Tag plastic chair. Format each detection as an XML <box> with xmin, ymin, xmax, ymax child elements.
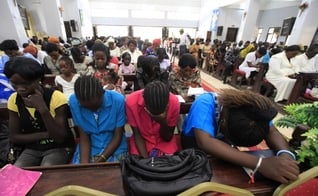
<box><xmin>177</xmin><ymin>182</ymin><xmax>254</xmax><ymax>196</ymax></box>
<box><xmin>44</xmin><ymin>185</ymin><xmax>117</xmax><ymax>196</ymax></box>
<box><xmin>272</xmin><ymin>166</ymin><xmax>318</xmax><ymax>196</ymax></box>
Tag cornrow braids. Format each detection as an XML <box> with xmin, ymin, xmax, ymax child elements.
<box><xmin>74</xmin><ymin>76</ymin><xmax>104</xmax><ymax>101</ymax></box>
<box><xmin>143</xmin><ymin>81</ymin><xmax>169</xmax><ymax>115</ymax></box>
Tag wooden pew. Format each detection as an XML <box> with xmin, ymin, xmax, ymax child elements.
<box><xmin>287</xmin><ymin>72</ymin><xmax>318</xmax><ymax>104</ymax></box>
<box><xmin>122</xmin><ymin>74</ymin><xmax>136</xmax><ymax>83</ymax></box>
<box><xmin>252</xmin><ymin>63</ymin><xmax>269</xmax><ymax>93</ymax></box>
<box><xmin>25</xmin><ymin>151</ymin><xmax>278</xmax><ymax>196</ymax></box>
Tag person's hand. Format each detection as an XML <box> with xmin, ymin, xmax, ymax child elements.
<box><xmin>288</xmin><ymin>73</ymin><xmax>298</xmax><ymax>79</ymax></box>
<box><xmin>93</xmin><ymin>155</ymin><xmax>106</xmax><ymax>163</ymax></box>
<box><xmin>258</xmin><ymin>156</ymin><xmax>299</xmax><ymax>183</ymax></box>
<box><xmin>183</xmin><ymin>95</ymin><xmax>195</xmax><ymax>102</ymax></box>
<box><xmin>149</xmin><ymin>111</ymin><xmax>167</xmax><ymax>124</ymax></box>
<box><xmin>22</xmin><ymin>89</ymin><xmax>48</xmax><ymax>113</ymax></box>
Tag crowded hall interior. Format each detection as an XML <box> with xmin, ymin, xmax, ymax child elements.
<box><xmin>1</xmin><ymin>0</ymin><xmax>318</xmax><ymax>195</ymax></box>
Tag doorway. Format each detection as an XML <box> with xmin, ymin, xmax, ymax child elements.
<box><xmin>226</xmin><ymin>28</ymin><xmax>238</xmax><ymax>42</ymax></box>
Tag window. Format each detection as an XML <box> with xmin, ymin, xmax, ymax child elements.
<box><xmin>96</xmin><ymin>26</ymin><xmax>128</xmax><ymax>37</ymax></box>
<box><xmin>266</xmin><ymin>27</ymin><xmax>281</xmax><ymax>43</ymax></box>
<box><xmin>256</xmin><ymin>28</ymin><xmax>263</xmax><ymax>43</ymax></box>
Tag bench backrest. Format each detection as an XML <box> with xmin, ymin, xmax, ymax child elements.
<box><xmin>287</xmin><ymin>72</ymin><xmax>318</xmax><ymax>104</ymax></box>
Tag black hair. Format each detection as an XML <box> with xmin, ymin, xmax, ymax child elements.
<box><xmin>74</xmin><ymin>76</ymin><xmax>104</xmax><ymax>101</ymax></box>
<box><xmin>157</xmin><ymin>48</ymin><xmax>169</xmax><ymax>61</ymax></box>
<box><xmin>178</xmin><ymin>53</ymin><xmax>197</xmax><ymax>69</ymax></box>
<box><xmin>226</xmin><ymin>107</ymin><xmax>270</xmax><ymax>147</ymax></box>
<box><xmin>4</xmin><ymin>56</ymin><xmax>44</xmax><ymax>81</ymax></box>
<box><xmin>70</xmin><ymin>47</ymin><xmax>84</xmax><ymax>63</ymax></box>
<box><xmin>45</xmin><ymin>42</ymin><xmax>59</xmax><ymax>54</ymax></box>
<box><xmin>127</xmin><ymin>39</ymin><xmax>137</xmax><ymax>46</ymax></box>
<box><xmin>92</xmin><ymin>43</ymin><xmax>111</xmax><ymax>63</ymax></box>
<box><xmin>137</xmin><ymin>55</ymin><xmax>146</xmax><ymax>68</ymax></box>
<box><xmin>0</xmin><ymin>39</ymin><xmax>19</xmax><ymax>51</ymax></box>
<box><xmin>257</xmin><ymin>47</ymin><xmax>267</xmax><ymax>55</ymax></box>
<box><xmin>121</xmin><ymin>52</ymin><xmax>131</xmax><ymax>60</ymax></box>
<box><xmin>104</xmin><ymin>70</ymin><xmax>120</xmax><ymax>84</ymax></box>
<box><xmin>143</xmin><ymin>81</ymin><xmax>169</xmax><ymax>115</ymax></box>
<box><xmin>22</xmin><ymin>43</ymin><xmax>29</xmax><ymax>48</ymax></box>
<box><xmin>285</xmin><ymin>45</ymin><xmax>301</xmax><ymax>52</ymax></box>
<box><xmin>60</xmin><ymin>56</ymin><xmax>75</xmax><ymax>70</ymax></box>
<box><xmin>142</xmin><ymin>56</ymin><xmax>160</xmax><ymax>77</ymax></box>
<box><xmin>218</xmin><ymin>89</ymin><xmax>277</xmax><ymax>147</ymax></box>
<box><xmin>86</xmin><ymin>39</ymin><xmax>95</xmax><ymax>50</ymax></box>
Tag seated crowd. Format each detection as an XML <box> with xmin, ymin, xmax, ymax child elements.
<box><xmin>3</xmin><ymin>34</ymin><xmax>318</xmax><ymax>185</ymax></box>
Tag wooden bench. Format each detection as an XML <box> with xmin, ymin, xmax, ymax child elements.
<box><xmin>252</xmin><ymin>63</ymin><xmax>269</xmax><ymax>93</ymax></box>
<box><xmin>287</xmin><ymin>72</ymin><xmax>318</xmax><ymax>104</ymax></box>
<box><xmin>25</xmin><ymin>151</ymin><xmax>278</xmax><ymax>196</ymax></box>
<box><xmin>41</xmin><ymin>74</ymin><xmax>57</xmax><ymax>88</ymax></box>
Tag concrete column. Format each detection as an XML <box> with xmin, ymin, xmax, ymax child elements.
<box><xmin>0</xmin><ymin>0</ymin><xmax>29</xmax><ymax>46</ymax></box>
<box><xmin>287</xmin><ymin>0</ymin><xmax>318</xmax><ymax>46</ymax></box>
<box><xmin>236</xmin><ymin>0</ymin><xmax>260</xmax><ymax>42</ymax></box>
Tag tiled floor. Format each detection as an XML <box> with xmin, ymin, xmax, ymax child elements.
<box><xmin>200</xmin><ymin>71</ymin><xmax>293</xmax><ymax>139</ymax></box>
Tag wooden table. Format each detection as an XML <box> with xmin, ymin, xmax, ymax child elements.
<box><xmin>25</xmin><ymin>155</ymin><xmax>278</xmax><ymax>196</ymax></box>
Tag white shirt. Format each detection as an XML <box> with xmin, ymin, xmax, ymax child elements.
<box><xmin>239</xmin><ymin>51</ymin><xmax>262</xmax><ymax>78</ymax></box>
<box><xmin>179</xmin><ymin>34</ymin><xmax>190</xmax><ymax>49</ymax></box>
<box><xmin>54</xmin><ymin>74</ymin><xmax>80</xmax><ymax>100</ymax></box>
<box><xmin>110</xmin><ymin>47</ymin><xmax>121</xmax><ymax>58</ymax></box>
<box><xmin>292</xmin><ymin>53</ymin><xmax>317</xmax><ymax>73</ymax></box>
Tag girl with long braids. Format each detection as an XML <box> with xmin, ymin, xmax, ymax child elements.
<box><xmin>69</xmin><ymin>76</ymin><xmax>127</xmax><ymax>163</ymax></box>
<box><xmin>125</xmin><ymin>81</ymin><xmax>180</xmax><ymax>157</ymax></box>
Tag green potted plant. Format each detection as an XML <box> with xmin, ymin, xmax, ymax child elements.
<box><xmin>275</xmin><ymin>102</ymin><xmax>318</xmax><ymax>168</ymax></box>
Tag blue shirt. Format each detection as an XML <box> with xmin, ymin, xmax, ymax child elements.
<box><xmin>69</xmin><ymin>90</ymin><xmax>127</xmax><ymax>163</ymax></box>
<box><xmin>182</xmin><ymin>92</ymin><xmax>273</xmax><ymax>138</ymax></box>
<box><xmin>262</xmin><ymin>51</ymin><xmax>270</xmax><ymax>63</ymax></box>
<box><xmin>182</xmin><ymin>92</ymin><xmax>218</xmax><ymax>137</ymax></box>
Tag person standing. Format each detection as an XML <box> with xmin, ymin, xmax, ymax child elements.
<box><xmin>179</xmin><ymin>29</ymin><xmax>190</xmax><ymax>57</ymax></box>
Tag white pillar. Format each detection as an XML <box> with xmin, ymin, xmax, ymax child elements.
<box><xmin>236</xmin><ymin>0</ymin><xmax>260</xmax><ymax>42</ymax></box>
<box><xmin>41</xmin><ymin>0</ymin><xmax>66</xmax><ymax>39</ymax></box>
<box><xmin>62</xmin><ymin>0</ymin><xmax>93</xmax><ymax>39</ymax></box>
<box><xmin>287</xmin><ymin>0</ymin><xmax>318</xmax><ymax>46</ymax></box>
<box><xmin>0</xmin><ymin>0</ymin><xmax>29</xmax><ymax>46</ymax></box>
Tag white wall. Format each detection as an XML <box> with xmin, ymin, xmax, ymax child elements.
<box><xmin>216</xmin><ymin>8</ymin><xmax>243</xmax><ymax>41</ymax></box>
<box><xmin>257</xmin><ymin>6</ymin><xmax>298</xmax><ymax>43</ymax></box>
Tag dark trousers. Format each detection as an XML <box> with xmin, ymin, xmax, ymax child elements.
<box><xmin>179</xmin><ymin>45</ymin><xmax>188</xmax><ymax>57</ymax></box>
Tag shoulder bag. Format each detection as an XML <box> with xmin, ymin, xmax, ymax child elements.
<box><xmin>120</xmin><ymin>148</ymin><xmax>212</xmax><ymax>196</ymax></box>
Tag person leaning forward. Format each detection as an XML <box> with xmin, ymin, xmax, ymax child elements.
<box><xmin>181</xmin><ymin>89</ymin><xmax>299</xmax><ymax>184</ymax></box>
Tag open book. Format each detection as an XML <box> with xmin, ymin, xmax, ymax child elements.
<box><xmin>187</xmin><ymin>87</ymin><xmax>205</xmax><ymax>96</ymax></box>
<box><xmin>0</xmin><ymin>164</ymin><xmax>42</xmax><ymax>196</ymax></box>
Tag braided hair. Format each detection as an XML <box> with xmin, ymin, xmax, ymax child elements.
<box><xmin>74</xmin><ymin>76</ymin><xmax>104</xmax><ymax>101</ymax></box>
<box><xmin>143</xmin><ymin>81</ymin><xmax>169</xmax><ymax>115</ymax></box>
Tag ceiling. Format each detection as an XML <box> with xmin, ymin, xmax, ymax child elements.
<box><xmin>88</xmin><ymin>0</ymin><xmax>301</xmax><ymax>12</ymax></box>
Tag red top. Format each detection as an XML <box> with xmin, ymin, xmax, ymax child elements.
<box><xmin>125</xmin><ymin>90</ymin><xmax>180</xmax><ymax>155</ymax></box>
